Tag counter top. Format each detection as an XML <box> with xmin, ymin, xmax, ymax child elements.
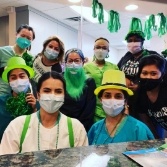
<box><xmin>0</xmin><ymin>139</ymin><xmax>166</xmax><ymax>167</ymax></box>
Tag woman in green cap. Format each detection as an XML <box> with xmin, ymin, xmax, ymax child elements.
<box><xmin>0</xmin><ymin>56</ymin><xmax>37</xmax><ymax>142</ymax></box>
<box><xmin>88</xmin><ymin>70</ymin><xmax>154</xmax><ymax>145</ymax></box>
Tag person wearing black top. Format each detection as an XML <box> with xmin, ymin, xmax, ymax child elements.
<box><xmin>60</xmin><ymin>48</ymin><xmax>96</xmax><ymax>132</ymax></box>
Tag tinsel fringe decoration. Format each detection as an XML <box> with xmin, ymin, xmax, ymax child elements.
<box><xmin>108</xmin><ymin>10</ymin><xmax>121</xmax><ymax>33</ymax></box>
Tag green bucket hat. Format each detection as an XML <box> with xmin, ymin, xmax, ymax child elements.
<box><xmin>94</xmin><ymin>70</ymin><xmax>133</xmax><ymax>96</ymax></box>
<box><xmin>2</xmin><ymin>56</ymin><xmax>34</xmax><ymax>82</ymax></box>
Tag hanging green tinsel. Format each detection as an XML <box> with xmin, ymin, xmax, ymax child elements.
<box><xmin>6</xmin><ymin>92</ymin><xmax>32</xmax><ymax>118</ymax></box>
<box><xmin>129</xmin><ymin>17</ymin><xmax>143</xmax><ymax>32</ymax></box>
<box><xmin>92</xmin><ymin>0</ymin><xmax>98</xmax><ymax>18</ymax></box>
<box><xmin>157</xmin><ymin>13</ymin><xmax>167</xmax><ymax>37</ymax></box>
<box><xmin>97</xmin><ymin>3</ymin><xmax>104</xmax><ymax>24</ymax></box>
<box><xmin>144</xmin><ymin>14</ymin><xmax>157</xmax><ymax>40</ymax></box>
<box><xmin>108</xmin><ymin>10</ymin><xmax>121</xmax><ymax>33</ymax></box>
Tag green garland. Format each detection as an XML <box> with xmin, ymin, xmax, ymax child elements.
<box><xmin>22</xmin><ymin>52</ymin><xmax>34</xmax><ymax>68</ymax></box>
<box><xmin>157</xmin><ymin>13</ymin><xmax>167</xmax><ymax>37</ymax></box>
<box><xmin>6</xmin><ymin>92</ymin><xmax>32</xmax><ymax>118</ymax></box>
<box><xmin>161</xmin><ymin>49</ymin><xmax>167</xmax><ymax>58</ymax></box>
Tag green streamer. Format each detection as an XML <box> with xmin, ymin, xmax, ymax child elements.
<box><xmin>144</xmin><ymin>20</ymin><xmax>152</xmax><ymax>40</ymax></box>
<box><xmin>157</xmin><ymin>13</ymin><xmax>167</xmax><ymax>37</ymax></box>
<box><xmin>92</xmin><ymin>0</ymin><xmax>98</xmax><ymax>18</ymax></box>
<box><xmin>108</xmin><ymin>10</ymin><xmax>121</xmax><ymax>32</ymax></box>
<box><xmin>97</xmin><ymin>3</ymin><xmax>104</xmax><ymax>24</ymax></box>
<box><xmin>129</xmin><ymin>17</ymin><xmax>143</xmax><ymax>32</ymax></box>
<box><xmin>149</xmin><ymin>14</ymin><xmax>157</xmax><ymax>31</ymax></box>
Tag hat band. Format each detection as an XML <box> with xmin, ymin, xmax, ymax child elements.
<box><xmin>102</xmin><ymin>83</ymin><xmax>127</xmax><ymax>88</ymax></box>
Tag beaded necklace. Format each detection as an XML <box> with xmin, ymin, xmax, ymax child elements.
<box><xmin>93</xmin><ymin>114</ymin><xmax>124</xmax><ymax>145</ymax></box>
<box><xmin>37</xmin><ymin>111</ymin><xmax>60</xmax><ymax>151</ymax></box>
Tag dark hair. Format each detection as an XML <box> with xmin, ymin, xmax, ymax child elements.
<box><xmin>95</xmin><ymin>37</ymin><xmax>109</xmax><ymax>43</ymax></box>
<box><xmin>7</xmin><ymin>68</ymin><xmax>30</xmax><ymax>82</ymax></box>
<box><xmin>65</xmin><ymin>48</ymin><xmax>85</xmax><ymax>62</ymax></box>
<box><xmin>17</xmin><ymin>24</ymin><xmax>35</xmax><ymax>40</ymax></box>
<box><xmin>98</xmin><ymin>89</ymin><xmax>128</xmax><ymax>99</ymax></box>
<box><xmin>138</xmin><ymin>54</ymin><xmax>166</xmax><ymax>77</ymax></box>
<box><xmin>37</xmin><ymin>71</ymin><xmax>66</xmax><ymax>92</ymax></box>
<box><xmin>42</xmin><ymin>36</ymin><xmax>65</xmax><ymax>62</ymax></box>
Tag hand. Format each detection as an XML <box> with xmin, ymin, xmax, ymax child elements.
<box><xmin>26</xmin><ymin>93</ymin><xmax>37</xmax><ymax>112</ymax></box>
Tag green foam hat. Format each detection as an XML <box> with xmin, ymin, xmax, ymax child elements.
<box><xmin>94</xmin><ymin>70</ymin><xmax>133</xmax><ymax>96</ymax></box>
<box><xmin>2</xmin><ymin>56</ymin><xmax>34</xmax><ymax>82</ymax></box>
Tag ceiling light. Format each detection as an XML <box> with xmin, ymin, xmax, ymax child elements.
<box><xmin>68</xmin><ymin>0</ymin><xmax>81</xmax><ymax>3</ymax></box>
<box><xmin>125</xmin><ymin>4</ymin><xmax>138</xmax><ymax>11</ymax></box>
<box><xmin>70</xmin><ymin>5</ymin><xmax>108</xmax><ymax>23</ymax></box>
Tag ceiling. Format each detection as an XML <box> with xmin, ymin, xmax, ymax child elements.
<box><xmin>0</xmin><ymin>0</ymin><xmax>167</xmax><ymax>49</ymax></box>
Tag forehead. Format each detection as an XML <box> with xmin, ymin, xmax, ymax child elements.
<box><xmin>103</xmin><ymin>88</ymin><xmax>123</xmax><ymax>94</ymax></box>
<box><xmin>9</xmin><ymin>68</ymin><xmax>28</xmax><ymax>76</ymax></box>
<box><xmin>95</xmin><ymin>39</ymin><xmax>109</xmax><ymax>47</ymax></box>
<box><xmin>40</xmin><ymin>78</ymin><xmax>64</xmax><ymax>89</ymax></box>
<box><xmin>47</xmin><ymin>40</ymin><xmax>60</xmax><ymax>47</ymax></box>
<box><xmin>67</xmin><ymin>52</ymin><xmax>81</xmax><ymax>59</ymax></box>
<box><xmin>142</xmin><ymin>64</ymin><xmax>160</xmax><ymax>71</ymax></box>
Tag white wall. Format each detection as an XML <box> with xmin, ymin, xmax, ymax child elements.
<box><xmin>28</xmin><ymin>8</ymin><xmax>120</xmax><ymax>63</ymax></box>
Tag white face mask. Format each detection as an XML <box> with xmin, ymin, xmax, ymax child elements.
<box><xmin>39</xmin><ymin>94</ymin><xmax>64</xmax><ymax>114</ymax></box>
<box><xmin>9</xmin><ymin>79</ymin><xmax>30</xmax><ymax>94</ymax></box>
<box><xmin>102</xmin><ymin>99</ymin><xmax>124</xmax><ymax>117</ymax></box>
<box><xmin>94</xmin><ymin>49</ymin><xmax>108</xmax><ymax>60</ymax></box>
<box><xmin>44</xmin><ymin>47</ymin><xmax>59</xmax><ymax>60</ymax></box>
<box><xmin>127</xmin><ymin>42</ymin><xmax>142</xmax><ymax>54</ymax></box>
<box><xmin>66</xmin><ymin>62</ymin><xmax>82</xmax><ymax>74</ymax></box>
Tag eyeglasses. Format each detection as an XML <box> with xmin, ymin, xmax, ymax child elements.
<box><xmin>94</xmin><ymin>46</ymin><xmax>108</xmax><ymax>50</ymax></box>
<box><xmin>66</xmin><ymin>58</ymin><xmax>82</xmax><ymax>64</ymax></box>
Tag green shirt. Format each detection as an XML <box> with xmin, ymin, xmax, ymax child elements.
<box><xmin>84</xmin><ymin>61</ymin><xmax>118</xmax><ymax>122</ymax></box>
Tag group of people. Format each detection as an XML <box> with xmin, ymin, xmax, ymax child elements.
<box><xmin>0</xmin><ymin>24</ymin><xmax>166</xmax><ymax>155</ymax></box>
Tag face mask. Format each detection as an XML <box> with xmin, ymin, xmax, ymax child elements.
<box><xmin>44</xmin><ymin>48</ymin><xmax>59</xmax><ymax>60</ymax></box>
<box><xmin>39</xmin><ymin>94</ymin><xmax>64</xmax><ymax>114</ymax></box>
<box><xmin>66</xmin><ymin>62</ymin><xmax>82</xmax><ymax>74</ymax></box>
<box><xmin>127</xmin><ymin>42</ymin><xmax>142</xmax><ymax>54</ymax></box>
<box><xmin>16</xmin><ymin>37</ymin><xmax>31</xmax><ymax>49</ymax></box>
<box><xmin>94</xmin><ymin>49</ymin><xmax>108</xmax><ymax>60</ymax></box>
<box><xmin>139</xmin><ymin>78</ymin><xmax>162</xmax><ymax>91</ymax></box>
<box><xmin>9</xmin><ymin>79</ymin><xmax>30</xmax><ymax>94</ymax></box>
<box><xmin>102</xmin><ymin>99</ymin><xmax>124</xmax><ymax>117</ymax></box>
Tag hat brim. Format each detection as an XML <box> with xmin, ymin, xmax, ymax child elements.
<box><xmin>94</xmin><ymin>85</ymin><xmax>134</xmax><ymax>96</ymax></box>
<box><xmin>2</xmin><ymin>65</ymin><xmax>34</xmax><ymax>82</ymax></box>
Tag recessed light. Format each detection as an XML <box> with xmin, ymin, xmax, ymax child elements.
<box><xmin>125</xmin><ymin>4</ymin><xmax>138</xmax><ymax>11</ymax></box>
<box><xmin>68</xmin><ymin>0</ymin><xmax>81</xmax><ymax>3</ymax></box>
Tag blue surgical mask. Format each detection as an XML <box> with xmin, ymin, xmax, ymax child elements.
<box><xmin>44</xmin><ymin>48</ymin><xmax>59</xmax><ymax>60</ymax></box>
<box><xmin>9</xmin><ymin>79</ymin><xmax>30</xmax><ymax>94</ymax></box>
<box><xmin>16</xmin><ymin>37</ymin><xmax>31</xmax><ymax>49</ymax></box>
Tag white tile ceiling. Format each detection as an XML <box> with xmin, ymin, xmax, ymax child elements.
<box><xmin>0</xmin><ymin>0</ymin><xmax>167</xmax><ymax>49</ymax></box>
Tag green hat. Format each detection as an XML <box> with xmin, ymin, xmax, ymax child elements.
<box><xmin>125</xmin><ymin>30</ymin><xmax>145</xmax><ymax>41</ymax></box>
<box><xmin>2</xmin><ymin>56</ymin><xmax>34</xmax><ymax>82</ymax></box>
<box><xmin>94</xmin><ymin>70</ymin><xmax>133</xmax><ymax>96</ymax></box>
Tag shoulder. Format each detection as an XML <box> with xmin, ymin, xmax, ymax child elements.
<box><xmin>84</xmin><ymin>62</ymin><xmax>95</xmax><ymax>68</ymax></box>
<box><xmin>105</xmin><ymin>61</ymin><xmax>118</xmax><ymax>67</ymax></box>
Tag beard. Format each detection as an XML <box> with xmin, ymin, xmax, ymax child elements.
<box><xmin>64</xmin><ymin>67</ymin><xmax>87</xmax><ymax>100</ymax></box>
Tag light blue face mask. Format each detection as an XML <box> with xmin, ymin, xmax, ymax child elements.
<box><xmin>44</xmin><ymin>48</ymin><xmax>59</xmax><ymax>60</ymax></box>
<box><xmin>66</xmin><ymin>62</ymin><xmax>82</xmax><ymax>74</ymax></box>
<box><xmin>16</xmin><ymin>37</ymin><xmax>31</xmax><ymax>49</ymax></box>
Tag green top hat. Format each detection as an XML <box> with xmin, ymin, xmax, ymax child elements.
<box><xmin>2</xmin><ymin>56</ymin><xmax>34</xmax><ymax>82</ymax></box>
<box><xmin>94</xmin><ymin>70</ymin><xmax>133</xmax><ymax>96</ymax></box>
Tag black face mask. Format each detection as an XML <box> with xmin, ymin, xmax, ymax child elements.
<box><xmin>139</xmin><ymin>78</ymin><xmax>162</xmax><ymax>91</ymax></box>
